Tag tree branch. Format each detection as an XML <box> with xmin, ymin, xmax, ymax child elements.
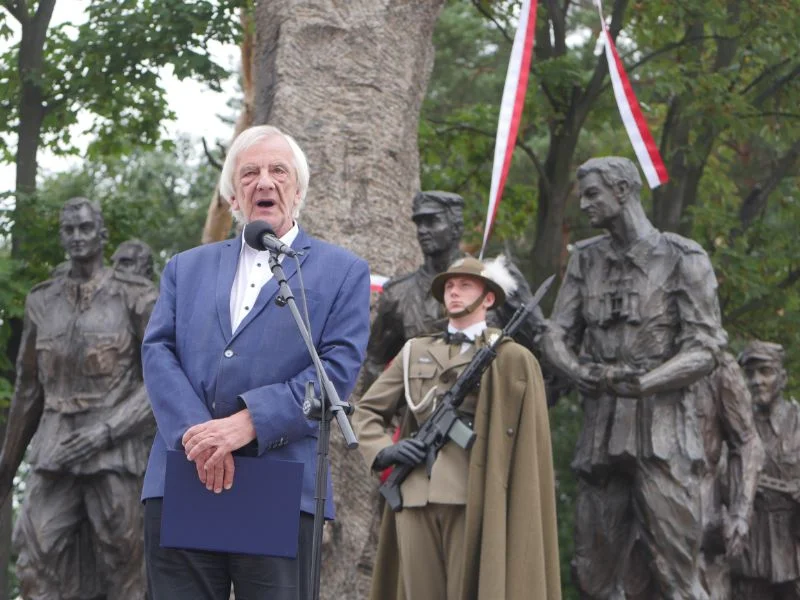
<box><xmin>516</xmin><ymin>137</ymin><xmax>551</xmax><ymax>195</ymax></box>
<box><xmin>738</xmin><ymin>140</ymin><xmax>800</xmax><ymax>230</ymax></box>
<box><xmin>202</xmin><ymin>137</ymin><xmax>223</xmax><ymax>171</ymax></box>
<box><xmin>1</xmin><ymin>0</ymin><xmax>27</xmax><ymax>24</ymax></box>
<box><xmin>753</xmin><ymin>63</ymin><xmax>800</xmax><ymax>107</ymax></box>
<box><xmin>470</xmin><ymin>0</ymin><xmax>513</xmax><ymax>45</ymax></box>
<box><xmin>726</xmin><ymin>268</ymin><xmax>800</xmax><ymax>322</ymax></box>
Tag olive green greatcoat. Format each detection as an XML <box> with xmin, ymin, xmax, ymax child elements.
<box><xmin>354</xmin><ymin>331</ymin><xmax>561</xmax><ymax>600</ymax></box>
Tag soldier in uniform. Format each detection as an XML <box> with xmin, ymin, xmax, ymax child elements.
<box><xmin>354</xmin><ymin>256</ymin><xmax>561</xmax><ymax>600</ymax></box>
<box><xmin>542</xmin><ymin>156</ymin><xmax>728</xmax><ymax>599</ymax></box>
<box><xmin>356</xmin><ymin>190</ymin><xmax>542</xmax><ymax>397</ymax></box>
<box><xmin>732</xmin><ymin>341</ymin><xmax>800</xmax><ymax>600</ymax></box>
<box><xmin>0</xmin><ymin>197</ymin><xmax>157</xmax><ymax>600</ymax></box>
<box><xmin>112</xmin><ymin>238</ymin><xmax>155</xmax><ymax>280</ymax></box>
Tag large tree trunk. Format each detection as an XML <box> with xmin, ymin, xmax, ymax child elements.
<box><xmin>251</xmin><ymin>2</ymin><xmax>446</xmax><ymax>598</ymax></box>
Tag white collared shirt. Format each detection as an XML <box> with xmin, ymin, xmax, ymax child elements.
<box><xmin>447</xmin><ymin>320</ymin><xmax>487</xmax><ymax>354</ymax></box>
<box><xmin>229</xmin><ymin>222</ymin><xmax>299</xmax><ymax>333</ymax></box>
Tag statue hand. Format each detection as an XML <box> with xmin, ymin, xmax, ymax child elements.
<box><xmin>724</xmin><ymin>513</ymin><xmax>749</xmax><ymax>558</ymax></box>
<box><xmin>56</xmin><ymin>425</ymin><xmax>110</xmax><ymax>468</ymax></box>
<box><xmin>606</xmin><ymin>366</ymin><xmax>646</xmax><ymax>398</ymax></box>
<box><xmin>575</xmin><ymin>364</ymin><xmax>608</xmax><ymax>395</ymax></box>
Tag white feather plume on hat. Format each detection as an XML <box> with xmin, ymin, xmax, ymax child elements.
<box><xmin>481</xmin><ymin>254</ymin><xmax>518</xmax><ymax>297</ymax></box>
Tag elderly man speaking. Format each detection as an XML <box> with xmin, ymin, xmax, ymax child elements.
<box><xmin>140</xmin><ymin>125</ymin><xmax>371</xmax><ymax>599</ymax></box>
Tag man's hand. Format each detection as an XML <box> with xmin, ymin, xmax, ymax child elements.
<box><xmin>182</xmin><ymin>410</ymin><xmax>256</xmax><ymax>471</ymax></box>
<box><xmin>192</xmin><ymin>447</ymin><xmax>235</xmax><ymax>493</ymax></box>
<box><xmin>372</xmin><ymin>438</ymin><xmax>427</xmax><ymax>471</ymax></box>
<box><xmin>54</xmin><ymin>425</ymin><xmax>110</xmax><ymax>469</ymax></box>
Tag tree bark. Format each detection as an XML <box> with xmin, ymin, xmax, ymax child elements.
<box><xmin>251</xmin><ymin>2</ymin><xmax>446</xmax><ymax>597</ymax></box>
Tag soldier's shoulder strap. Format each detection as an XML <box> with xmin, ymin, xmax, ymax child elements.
<box><xmin>28</xmin><ymin>277</ymin><xmax>58</xmax><ymax>295</ymax></box>
<box><xmin>572</xmin><ymin>234</ymin><xmax>609</xmax><ymax>252</ymax></box>
<box><xmin>661</xmin><ymin>231</ymin><xmax>706</xmax><ymax>255</ymax></box>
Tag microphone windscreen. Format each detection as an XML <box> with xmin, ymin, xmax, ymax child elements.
<box><xmin>243</xmin><ymin>220</ymin><xmax>275</xmax><ymax>251</ymax></box>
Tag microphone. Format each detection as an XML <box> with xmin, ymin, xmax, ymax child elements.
<box><xmin>243</xmin><ymin>220</ymin><xmax>298</xmax><ymax>257</ymax></box>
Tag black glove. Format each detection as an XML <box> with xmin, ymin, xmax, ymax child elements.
<box><xmin>372</xmin><ymin>438</ymin><xmax>427</xmax><ymax>471</ymax></box>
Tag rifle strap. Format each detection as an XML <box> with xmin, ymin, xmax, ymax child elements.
<box><xmin>402</xmin><ymin>339</ymin><xmax>439</xmax><ymax>415</ymax></box>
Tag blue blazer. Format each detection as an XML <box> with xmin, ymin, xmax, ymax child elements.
<box><xmin>141</xmin><ymin>227</ymin><xmax>371</xmax><ymax>519</ymax></box>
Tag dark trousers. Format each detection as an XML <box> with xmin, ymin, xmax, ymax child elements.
<box><xmin>144</xmin><ymin>498</ymin><xmax>314</xmax><ymax>600</ymax></box>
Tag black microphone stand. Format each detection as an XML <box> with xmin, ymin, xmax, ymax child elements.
<box><xmin>266</xmin><ymin>252</ymin><xmax>358</xmax><ymax>600</ymax></box>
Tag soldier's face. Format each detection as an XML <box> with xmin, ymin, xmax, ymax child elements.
<box><xmin>579</xmin><ymin>173</ymin><xmax>623</xmax><ymax>229</ymax></box>
<box><xmin>414</xmin><ymin>211</ymin><xmax>456</xmax><ymax>257</ymax></box>
<box><xmin>60</xmin><ymin>205</ymin><xmax>106</xmax><ymax>262</ymax></box>
<box><xmin>444</xmin><ymin>276</ymin><xmax>494</xmax><ymax>318</ymax></box>
<box><xmin>744</xmin><ymin>361</ymin><xmax>784</xmax><ymax>410</ymax></box>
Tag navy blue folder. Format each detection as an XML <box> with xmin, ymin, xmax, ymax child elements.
<box><xmin>161</xmin><ymin>450</ymin><xmax>304</xmax><ymax>557</ymax></box>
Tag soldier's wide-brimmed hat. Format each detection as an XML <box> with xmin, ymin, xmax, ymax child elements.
<box><xmin>411</xmin><ymin>191</ymin><xmax>464</xmax><ymax>218</ymax></box>
<box><xmin>430</xmin><ymin>256</ymin><xmax>507</xmax><ymax>308</ymax></box>
<box><xmin>738</xmin><ymin>340</ymin><xmax>785</xmax><ymax>366</ymax></box>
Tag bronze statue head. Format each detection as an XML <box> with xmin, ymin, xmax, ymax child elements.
<box><xmin>59</xmin><ymin>197</ymin><xmax>108</xmax><ymax>264</ymax></box>
<box><xmin>738</xmin><ymin>340</ymin><xmax>787</xmax><ymax>411</ymax></box>
<box><xmin>112</xmin><ymin>239</ymin><xmax>155</xmax><ymax>280</ymax></box>
<box><xmin>577</xmin><ymin>157</ymin><xmax>642</xmax><ymax>230</ymax></box>
<box><xmin>411</xmin><ymin>191</ymin><xmax>464</xmax><ymax>257</ymax></box>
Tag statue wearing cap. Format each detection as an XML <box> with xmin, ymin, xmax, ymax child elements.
<box><xmin>731</xmin><ymin>341</ymin><xmax>800</xmax><ymax>600</ymax></box>
<box><xmin>355</xmin><ymin>190</ymin><xmax>544</xmax><ymax>397</ymax></box>
<box><xmin>354</xmin><ymin>255</ymin><xmax>561</xmax><ymax>600</ymax></box>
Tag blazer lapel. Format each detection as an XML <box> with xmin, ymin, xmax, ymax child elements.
<box><xmin>215</xmin><ymin>237</ymin><xmax>240</xmax><ymax>341</ymax></box>
<box><xmin>230</xmin><ymin>226</ymin><xmax>313</xmax><ymax>341</ymax></box>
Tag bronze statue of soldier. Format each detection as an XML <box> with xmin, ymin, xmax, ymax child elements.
<box><xmin>542</xmin><ymin>157</ymin><xmax>730</xmax><ymax>599</ymax></box>
<box><xmin>732</xmin><ymin>341</ymin><xmax>800</xmax><ymax>600</ymax></box>
<box><xmin>355</xmin><ymin>190</ymin><xmax>542</xmax><ymax>397</ymax></box>
<box><xmin>112</xmin><ymin>238</ymin><xmax>155</xmax><ymax>280</ymax></box>
<box><xmin>0</xmin><ymin>198</ymin><xmax>158</xmax><ymax>599</ymax></box>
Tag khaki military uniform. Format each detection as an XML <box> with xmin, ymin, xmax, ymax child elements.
<box><xmin>12</xmin><ymin>267</ymin><xmax>157</xmax><ymax>600</ymax></box>
<box><xmin>355</xmin><ymin>330</ymin><xmax>561</xmax><ymax>600</ymax></box>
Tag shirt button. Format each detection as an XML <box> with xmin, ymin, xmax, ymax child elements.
<box><xmin>250</xmin><ymin>283</ymin><xmax>255</xmax><ymax>288</ymax></box>
<box><xmin>506</xmin><ymin>428</ymin><xmax>514</xmax><ymax>437</ymax></box>
<box><xmin>224</xmin><ymin>349</ymin><xmax>234</xmax><ymax>358</ymax></box>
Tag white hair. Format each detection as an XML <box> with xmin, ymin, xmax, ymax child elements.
<box><xmin>218</xmin><ymin>125</ymin><xmax>310</xmax><ymax>224</ymax></box>
<box><xmin>481</xmin><ymin>254</ymin><xmax>519</xmax><ymax>296</ymax></box>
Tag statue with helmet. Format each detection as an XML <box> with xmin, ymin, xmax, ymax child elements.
<box><xmin>354</xmin><ymin>255</ymin><xmax>561</xmax><ymax>600</ymax></box>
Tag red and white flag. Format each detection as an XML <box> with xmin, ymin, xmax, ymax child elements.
<box><xmin>596</xmin><ymin>0</ymin><xmax>668</xmax><ymax>188</ymax></box>
<box><xmin>479</xmin><ymin>0</ymin><xmax>538</xmax><ymax>258</ymax></box>
<box><xmin>370</xmin><ymin>274</ymin><xmax>388</xmax><ymax>293</ymax></box>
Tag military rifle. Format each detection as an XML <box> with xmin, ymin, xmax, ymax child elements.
<box><xmin>379</xmin><ymin>274</ymin><xmax>555</xmax><ymax>512</ymax></box>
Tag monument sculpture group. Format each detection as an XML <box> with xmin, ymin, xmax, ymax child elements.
<box><xmin>0</xmin><ymin>157</ymin><xmax>793</xmax><ymax>600</ymax></box>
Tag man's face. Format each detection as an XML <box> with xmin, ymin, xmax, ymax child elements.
<box><xmin>579</xmin><ymin>172</ymin><xmax>623</xmax><ymax>229</ymax></box>
<box><xmin>59</xmin><ymin>205</ymin><xmax>105</xmax><ymax>262</ymax></box>
<box><xmin>230</xmin><ymin>134</ymin><xmax>300</xmax><ymax>237</ymax></box>
<box><xmin>444</xmin><ymin>276</ymin><xmax>493</xmax><ymax>318</ymax></box>
<box><xmin>414</xmin><ymin>211</ymin><xmax>456</xmax><ymax>257</ymax></box>
<box><xmin>744</xmin><ymin>360</ymin><xmax>784</xmax><ymax>411</ymax></box>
